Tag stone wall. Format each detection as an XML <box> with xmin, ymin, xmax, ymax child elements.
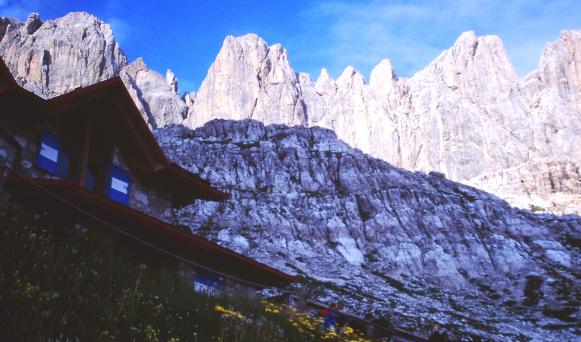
<box><xmin>112</xmin><ymin>147</ymin><xmax>174</xmax><ymax>223</ymax></box>
<box><xmin>177</xmin><ymin>261</ymin><xmax>258</xmax><ymax>298</ymax></box>
<box><xmin>0</xmin><ymin>118</ymin><xmax>60</xmax><ymax>179</ymax></box>
<box><xmin>0</xmin><ymin>128</ymin><xmax>18</xmax><ymax>170</ymax></box>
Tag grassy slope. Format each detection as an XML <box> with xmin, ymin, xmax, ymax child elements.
<box><xmin>0</xmin><ymin>201</ymin><xmax>370</xmax><ymax>341</ymax></box>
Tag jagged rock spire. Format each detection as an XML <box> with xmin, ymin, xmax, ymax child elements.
<box><xmin>1</xmin><ymin>13</ymin><xmax>579</xmax><ymax>213</ymax></box>
<box><xmin>184</xmin><ymin>33</ymin><xmax>306</xmax><ymax>128</ymax></box>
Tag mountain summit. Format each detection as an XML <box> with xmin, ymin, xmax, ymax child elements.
<box><xmin>1</xmin><ymin>12</ymin><xmax>579</xmax><ymax>213</ymax></box>
<box><xmin>182</xmin><ymin>30</ymin><xmax>581</xmax><ymax>214</ymax></box>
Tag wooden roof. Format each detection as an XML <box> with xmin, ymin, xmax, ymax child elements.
<box><xmin>0</xmin><ymin>58</ymin><xmax>227</xmax><ymax>202</ymax></box>
<box><xmin>0</xmin><ymin>59</ymin><xmax>46</xmax><ymax>116</ymax></box>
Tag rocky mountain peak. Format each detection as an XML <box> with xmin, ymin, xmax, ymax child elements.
<box><xmin>336</xmin><ymin>65</ymin><xmax>366</xmax><ymax>90</ymax></box>
<box><xmin>2</xmin><ymin>13</ymin><xmax>579</xmax><ymax>214</ymax></box>
<box><xmin>179</xmin><ymin>29</ymin><xmax>580</xmax><ymax>214</ymax></box>
<box><xmin>219</xmin><ymin>33</ymin><xmax>269</xmax><ymax>73</ymax></box>
<box><xmin>514</xmin><ymin>29</ymin><xmax>581</xmax><ymax>177</ymax></box>
<box><xmin>315</xmin><ymin>68</ymin><xmax>336</xmax><ymax>95</ymax></box>
<box><xmin>22</xmin><ymin>13</ymin><xmax>42</xmax><ymax>35</ymax></box>
<box><xmin>455</xmin><ymin>30</ymin><xmax>478</xmax><ymax>45</ymax></box>
<box><xmin>0</xmin><ymin>12</ymin><xmax>190</xmax><ymax>130</ymax></box>
<box><xmin>261</xmin><ymin>42</ymin><xmax>294</xmax><ymax>84</ymax></box>
<box><xmin>185</xmin><ymin>33</ymin><xmax>306</xmax><ymax>128</ymax></box>
<box><xmin>0</xmin><ymin>12</ymin><xmax>126</xmax><ymax>97</ymax></box>
<box><xmin>0</xmin><ymin>17</ymin><xmax>19</xmax><ymax>41</ymax></box>
<box><xmin>532</xmin><ymin>30</ymin><xmax>581</xmax><ymax>111</ymax></box>
<box><xmin>369</xmin><ymin>59</ymin><xmax>397</xmax><ymax>93</ymax></box>
<box><xmin>420</xmin><ymin>30</ymin><xmax>517</xmax><ymax>95</ymax></box>
<box><xmin>166</xmin><ymin>69</ymin><xmax>178</xmax><ymax>95</ymax></box>
<box><xmin>120</xmin><ymin>58</ymin><xmax>186</xmax><ymax>129</ymax></box>
<box><xmin>123</xmin><ymin>56</ymin><xmax>146</xmax><ymax>73</ymax></box>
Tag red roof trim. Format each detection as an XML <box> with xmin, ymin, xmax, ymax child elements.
<box><xmin>165</xmin><ymin>162</ymin><xmax>229</xmax><ymax>201</ymax></box>
<box><xmin>5</xmin><ymin>171</ymin><xmax>295</xmax><ymax>287</ymax></box>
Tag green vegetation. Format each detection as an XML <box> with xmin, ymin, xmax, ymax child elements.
<box><xmin>0</xmin><ymin>203</ymin><xmax>369</xmax><ymax>341</ymax></box>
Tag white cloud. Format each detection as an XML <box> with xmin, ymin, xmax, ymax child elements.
<box><xmin>298</xmin><ymin>0</ymin><xmax>581</xmax><ymax>78</ymax></box>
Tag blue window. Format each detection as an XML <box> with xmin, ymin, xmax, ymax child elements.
<box><xmin>193</xmin><ymin>273</ymin><xmax>222</xmax><ymax>294</ymax></box>
<box><xmin>36</xmin><ymin>132</ymin><xmax>69</xmax><ymax>178</ymax></box>
<box><xmin>106</xmin><ymin>165</ymin><xmax>131</xmax><ymax>205</ymax></box>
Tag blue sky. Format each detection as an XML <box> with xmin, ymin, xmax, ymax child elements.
<box><xmin>1</xmin><ymin>0</ymin><xmax>580</xmax><ymax>92</ymax></box>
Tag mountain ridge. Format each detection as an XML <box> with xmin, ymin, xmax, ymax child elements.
<box><xmin>183</xmin><ymin>29</ymin><xmax>581</xmax><ymax>214</ymax></box>
<box><xmin>1</xmin><ymin>11</ymin><xmax>578</xmax><ymax>212</ymax></box>
<box><xmin>156</xmin><ymin>118</ymin><xmax>580</xmax><ymax>340</ymax></box>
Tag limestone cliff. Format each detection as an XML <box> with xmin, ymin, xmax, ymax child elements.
<box><xmin>1</xmin><ymin>12</ymin><xmax>579</xmax><ymax>213</ymax></box>
<box><xmin>0</xmin><ymin>12</ymin><xmax>183</xmax><ymax>128</ymax></box>
<box><xmin>0</xmin><ymin>12</ymin><xmax>126</xmax><ymax>97</ymax></box>
<box><xmin>184</xmin><ymin>31</ymin><xmax>581</xmax><ymax>214</ymax></box>
<box><xmin>184</xmin><ymin>34</ymin><xmax>307</xmax><ymax>128</ymax></box>
<box><xmin>120</xmin><ymin>58</ymin><xmax>186</xmax><ymax>129</ymax></box>
<box><xmin>157</xmin><ymin>120</ymin><xmax>580</xmax><ymax>340</ymax></box>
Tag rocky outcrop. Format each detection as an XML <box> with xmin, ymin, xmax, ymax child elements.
<box><xmin>0</xmin><ymin>12</ymin><xmax>127</xmax><ymax>97</ymax></box>
<box><xmin>1</xmin><ymin>12</ymin><xmax>578</xmax><ymax>212</ymax></box>
<box><xmin>0</xmin><ymin>12</ymin><xmax>184</xmax><ymax>129</ymax></box>
<box><xmin>183</xmin><ymin>31</ymin><xmax>581</xmax><ymax>214</ymax></box>
<box><xmin>156</xmin><ymin>119</ymin><xmax>580</xmax><ymax>340</ymax></box>
<box><xmin>519</xmin><ymin>30</ymin><xmax>581</xmax><ymax>162</ymax></box>
<box><xmin>469</xmin><ymin>159</ymin><xmax>581</xmax><ymax>214</ymax></box>
<box><xmin>184</xmin><ymin>34</ymin><xmax>307</xmax><ymax>128</ymax></box>
<box><xmin>0</xmin><ymin>17</ymin><xmax>19</xmax><ymax>41</ymax></box>
<box><xmin>401</xmin><ymin>32</ymin><xmax>532</xmax><ymax>180</ymax></box>
<box><xmin>120</xmin><ymin>58</ymin><xmax>186</xmax><ymax>128</ymax></box>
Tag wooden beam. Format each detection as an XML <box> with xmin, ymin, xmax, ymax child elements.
<box><xmin>112</xmin><ymin>95</ymin><xmax>161</xmax><ymax>170</ymax></box>
<box><xmin>78</xmin><ymin>119</ymin><xmax>93</xmax><ymax>188</ymax></box>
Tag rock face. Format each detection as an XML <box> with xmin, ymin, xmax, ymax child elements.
<box><xmin>156</xmin><ymin>120</ymin><xmax>580</xmax><ymax>340</ymax></box>
<box><xmin>469</xmin><ymin>159</ymin><xmax>581</xmax><ymax>214</ymax></box>
<box><xmin>120</xmin><ymin>58</ymin><xmax>187</xmax><ymax>129</ymax></box>
<box><xmin>184</xmin><ymin>34</ymin><xmax>307</xmax><ymax>128</ymax></box>
<box><xmin>1</xmin><ymin>13</ymin><xmax>578</xmax><ymax>213</ymax></box>
<box><xmin>520</xmin><ymin>30</ymin><xmax>581</xmax><ymax>161</ymax></box>
<box><xmin>2</xmin><ymin>13</ymin><xmax>579</xmax><ymax>213</ymax></box>
<box><xmin>184</xmin><ymin>31</ymin><xmax>581</xmax><ymax>214</ymax></box>
<box><xmin>0</xmin><ymin>12</ymin><xmax>126</xmax><ymax>97</ymax></box>
<box><xmin>0</xmin><ymin>12</ymin><xmax>183</xmax><ymax>128</ymax></box>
